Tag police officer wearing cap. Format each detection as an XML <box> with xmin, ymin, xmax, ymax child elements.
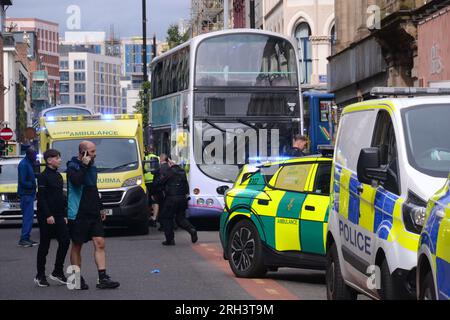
<box><xmin>156</xmin><ymin>160</ymin><xmax>197</xmax><ymax>246</ymax></box>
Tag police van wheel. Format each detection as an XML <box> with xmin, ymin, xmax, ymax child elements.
<box><xmin>227</xmin><ymin>220</ymin><xmax>267</xmax><ymax>278</ymax></box>
<box><xmin>326</xmin><ymin>243</ymin><xmax>357</xmax><ymax>300</ymax></box>
<box><xmin>419</xmin><ymin>272</ymin><xmax>436</xmax><ymax>300</ymax></box>
<box><xmin>378</xmin><ymin>259</ymin><xmax>397</xmax><ymax>300</ymax></box>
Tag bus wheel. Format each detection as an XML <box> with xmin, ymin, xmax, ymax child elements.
<box><xmin>227</xmin><ymin>220</ymin><xmax>267</xmax><ymax>278</ymax></box>
<box><xmin>326</xmin><ymin>243</ymin><xmax>357</xmax><ymax>300</ymax></box>
<box><xmin>419</xmin><ymin>272</ymin><xmax>436</xmax><ymax>300</ymax></box>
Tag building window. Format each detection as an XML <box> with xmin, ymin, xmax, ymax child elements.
<box><xmin>294</xmin><ymin>22</ymin><xmax>312</xmax><ymax>84</ymax></box>
<box><xmin>75</xmin><ymin>95</ymin><xmax>86</xmax><ymax>104</ymax></box>
<box><xmin>74</xmin><ymin>83</ymin><xmax>86</xmax><ymax>93</ymax></box>
<box><xmin>60</xmin><ymin>71</ymin><xmax>69</xmax><ymax>82</ymax></box>
<box><xmin>74</xmin><ymin>72</ymin><xmax>86</xmax><ymax>81</ymax></box>
<box><xmin>74</xmin><ymin>60</ymin><xmax>85</xmax><ymax>70</ymax></box>
<box><xmin>60</xmin><ymin>94</ymin><xmax>70</xmax><ymax>104</ymax></box>
<box><xmin>60</xmin><ymin>60</ymin><xmax>69</xmax><ymax>70</ymax></box>
<box><xmin>330</xmin><ymin>25</ymin><xmax>337</xmax><ymax>56</ymax></box>
<box><xmin>60</xmin><ymin>83</ymin><xmax>69</xmax><ymax>93</ymax></box>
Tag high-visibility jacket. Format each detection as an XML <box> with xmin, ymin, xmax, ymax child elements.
<box><xmin>144</xmin><ymin>153</ymin><xmax>159</xmax><ymax>183</ymax></box>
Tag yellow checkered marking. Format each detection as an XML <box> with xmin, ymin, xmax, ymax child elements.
<box><xmin>435</xmin><ymin>179</ymin><xmax>450</xmax><ymax>263</ymax></box>
<box><xmin>335</xmin><ymin>165</ymin><xmax>419</xmax><ymax>252</ymax></box>
<box><xmin>301</xmin><ymin>194</ymin><xmax>329</xmax><ymax>222</ymax></box>
<box><xmin>436</xmin><ymin>206</ymin><xmax>450</xmax><ymax>263</ymax></box>
<box><xmin>275</xmin><ymin>217</ymin><xmax>300</xmax><ymax>251</ymax></box>
<box><xmin>339</xmin><ymin>168</ymin><xmax>351</xmax><ymax>220</ymax></box>
<box><xmin>359</xmin><ymin>184</ymin><xmax>377</xmax><ymax>232</ymax></box>
<box><xmin>252</xmin><ymin>189</ymin><xmax>286</xmax><ymax>218</ymax></box>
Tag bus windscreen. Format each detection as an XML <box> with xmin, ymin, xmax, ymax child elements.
<box><xmin>195</xmin><ymin>34</ymin><xmax>298</xmax><ymax>87</ymax></box>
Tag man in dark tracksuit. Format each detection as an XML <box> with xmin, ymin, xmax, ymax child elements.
<box><xmin>67</xmin><ymin>140</ymin><xmax>119</xmax><ymax>290</ymax></box>
<box><xmin>17</xmin><ymin>148</ymin><xmax>38</xmax><ymax>247</ymax></box>
<box><xmin>35</xmin><ymin>149</ymin><xmax>70</xmax><ymax>287</ymax></box>
<box><xmin>157</xmin><ymin>162</ymin><xmax>198</xmax><ymax>246</ymax></box>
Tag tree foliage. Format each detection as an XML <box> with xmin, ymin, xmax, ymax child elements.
<box><xmin>16</xmin><ymin>84</ymin><xmax>28</xmax><ymax>143</ymax></box>
<box><xmin>133</xmin><ymin>81</ymin><xmax>151</xmax><ymax>126</ymax></box>
<box><xmin>166</xmin><ymin>24</ymin><xmax>189</xmax><ymax>49</ymax></box>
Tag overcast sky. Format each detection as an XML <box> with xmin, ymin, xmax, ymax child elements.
<box><xmin>7</xmin><ymin>0</ymin><xmax>191</xmax><ymax>40</ymax></box>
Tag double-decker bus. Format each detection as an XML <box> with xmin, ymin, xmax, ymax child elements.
<box><xmin>40</xmin><ymin>105</ymin><xmax>93</xmax><ymax>118</ymax></box>
<box><xmin>150</xmin><ymin>29</ymin><xmax>302</xmax><ymax>219</ymax></box>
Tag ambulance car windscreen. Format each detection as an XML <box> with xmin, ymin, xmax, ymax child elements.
<box><xmin>53</xmin><ymin>138</ymin><xmax>139</xmax><ymax>173</ymax></box>
<box><xmin>402</xmin><ymin>104</ymin><xmax>450</xmax><ymax>178</ymax></box>
<box><xmin>0</xmin><ymin>164</ymin><xmax>19</xmax><ymax>183</ymax></box>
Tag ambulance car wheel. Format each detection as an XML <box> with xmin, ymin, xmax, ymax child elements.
<box><xmin>419</xmin><ymin>272</ymin><xmax>436</xmax><ymax>300</ymax></box>
<box><xmin>326</xmin><ymin>243</ymin><xmax>357</xmax><ymax>300</ymax></box>
<box><xmin>378</xmin><ymin>259</ymin><xmax>397</xmax><ymax>300</ymax></box>
<box><xmin>228</xmin><ymin>219</ymin><xmax>267</xmax><ymax>278</ymax></box>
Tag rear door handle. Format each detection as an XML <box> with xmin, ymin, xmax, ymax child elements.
<box><xmin>258</xmin><ymin>199</ymin><xmax>269</xmax><ymax>206</ymax></box>
<box><xmin>305</xmin><ymin>205</ymin><xmax>315</xmax><ymax>211</ymax></box>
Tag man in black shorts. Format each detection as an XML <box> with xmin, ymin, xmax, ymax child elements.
<box><xmin>67</xmin><ymin>140</ymin><xmax>119</xmax><ymax>290</ymax></box>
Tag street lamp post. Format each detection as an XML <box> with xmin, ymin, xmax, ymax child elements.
<box><xmin>142</xmin><ymin>0</ymin><xmax>148</xmax><ymax>83</ymax></box>
<box><xmin>250</xmin><ymin>0</ymin><xmax>255</xmax><ymax>28</ymax></box>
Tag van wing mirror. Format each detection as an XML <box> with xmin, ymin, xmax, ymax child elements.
<box><xmin>217</xmin><ymin>185</ymin><xmax>230</xmax><ymax>195</ymax></box>
<box><xmin>357</xmin><ymin>147</ymin><xmax>387</xmax><ymax>185</ymax></box>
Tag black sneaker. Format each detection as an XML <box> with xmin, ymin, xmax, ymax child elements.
<box><xmin>74</xmin><ymin>276</ymin><xmax>89</xmax><ymax>290</ymax></box>
<box><xmin>50</xmin><ymin>271</ymin><xmax>68</xmax><ymax>285</ymax></box>
<box><xmin>96</xmin><ymin>275</ymin><xmax>120</xmax><ymax>289</ymax></box>
<box><xmin>162</xmin><ymin>240</ymin><xmax>175</xmax><ymax>246</ymax></box>
<box><xmin>190</xmin><ymin>229</ymin><xmax>198</xmax><ymax>244</ymax></box>
<box><xmin>34</xmin><ymin>275</ymin><xmax>50</xmax><ymax>287</ymax></box>
<box><xmin>18</xmin><ymin>240</ymin><xmax>33</xmax><ymax>247</ymax></box>
<box><xmin>29</xmin><ymin>239</ymin><xmax>39</xmax><ymax>246</ymax></box>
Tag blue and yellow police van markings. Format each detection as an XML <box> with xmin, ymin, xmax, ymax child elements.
<box><xmin>422</xmin><ymin>184</ymin><xmax>450</xmax><ymax>299</ymax></box>
<box><xmin>332</xmin><ymin>166</ymin><xmax>341</xmax><ymax>215</ymax></box>
<box><xmin>333</xmin><ymin>163</ymin><xmax>418</xmax><ymax>253</ymax></box>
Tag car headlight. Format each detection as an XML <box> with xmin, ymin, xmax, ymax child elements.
<box><xmin>122</xmin><ymin>176</ymin><xmax>142</xmax><ymax>187</ymax></box>
<box><xmin>403</xmin><ymin>191</ymin><xmax>428</xmax><ymax>234</ymax></box>
<box><xmin>206</xmin><ymin>198</ymin><xmax>214</xmax><ymax>207</ymax></box>
<box><xmin>197</xmin><ymin>198</ymin><xmax>205</xmax><ymax>205</ymax></box>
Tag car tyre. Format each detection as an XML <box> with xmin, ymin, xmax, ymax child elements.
<box><xmin>326</xmin><ymin>243</ymin><xmax>357</xmax><ymax>300</ymax></box>
<box><xmin>378</xmin><ymin>259</ymin><xmax>397</xmax><ymax>300</ymax></box>
<box><xmin>419</xmin><ymin>271</ymin><xmax>436</xmax><ymax>300</ymax></box>
<box><xmin>227</xmin><ymin>219</ymin><xmax>267</xmax><ymax>278</ymax></box>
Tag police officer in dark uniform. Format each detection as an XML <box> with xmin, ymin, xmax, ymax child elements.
<box><xmin>288</xmin><ymin>134</ymin><xmax>308</xmax><ymax>157</ymax></box>
<box><xmin>157</xmin><ymin>161</ymin><xmax>197</xmax><ymax>246</ymax></box>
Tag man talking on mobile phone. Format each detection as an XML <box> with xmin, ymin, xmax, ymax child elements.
<box><xmin>66</xmin><ymin>141</ymin><xmax>120</xmax><ymax>290</ymax></box>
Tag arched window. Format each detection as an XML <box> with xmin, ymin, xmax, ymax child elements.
<box><xmin>294</xmin><ymin>22</ymin><xmax>312</xmax><ymax>84</ymax></box>
<box><xmin>330</xmin><ymin>25</ymin><xmax>336</xmax><ymax>56</ymax></box>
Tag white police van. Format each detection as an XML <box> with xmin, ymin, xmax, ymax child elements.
<box><xmin>326</xmin><ymin>87</ymin><xmax>450</xmax><ymax>300</ymax></box>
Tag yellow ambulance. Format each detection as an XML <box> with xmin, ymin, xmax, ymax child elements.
<box><xmin>39</xmin><ymin>114</ymin><xmax>149</xmax><ymax>234</ymax></box>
